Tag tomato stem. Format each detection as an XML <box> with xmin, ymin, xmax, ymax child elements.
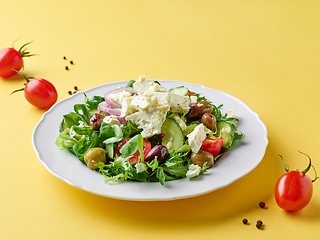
<box><xmin>279</xmin><ymin>155</ymin><xmax>289</xmax><ymax>172</ymax></box>
<box><xmin>299</xmin><ymin>151</ymin><xmax>312</xmax><ymax>174</ymax></box>
<box><xmin>280</xmin><ymin>151</ymin><xmax>318</xmax><ymax>183</ymax></box>
<box><xmin>17</xmin><ymin>41</ymin><xmax>36</xmax><ymax>58</ymax></box>
<box><xmin>311</xmin><ymin>165</ymin><xmax>319</xmax><ymax>183</ymax></box>
<box><xmin>10</xmin><ymin>71</ymin><xmax>34</xmax><ymax>95</ymax></box>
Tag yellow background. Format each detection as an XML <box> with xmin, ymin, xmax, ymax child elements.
<box><xmin>1</xmin><ymin>0</ymin><xmax>320</xmax><ymax>239</ymax></box>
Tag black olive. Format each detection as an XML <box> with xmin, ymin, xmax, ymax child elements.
<box><xmin>145</xmin><ymin>145</ymin><xmax>169</xmax><ymax>165</ymax></box>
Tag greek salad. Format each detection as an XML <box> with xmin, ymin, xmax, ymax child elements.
<box><xmin>55</xmin><ymin>75</ymin><xmax>244</xmax><ymax>185</ymax></box>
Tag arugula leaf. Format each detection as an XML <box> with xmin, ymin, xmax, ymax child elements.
<box><xmin>118</xmin><ymin>134</ymin><xmax>144</xmax><ymax>162</ymax></box>
<box><xmin>74</xmin><ymin>104</ymin><xmax>91</xmax><ymax>124</ymax></box>
<box><xmin>194</xmin><ymin>92</ymin><xmax>212</xmax><ymax>103</ymax></box>
<box><xmin>145</xmin><ymin>158</ymin><xmax>159</xmax><ymax>171</ymax></box>
<box><xmin>73</xmin><ymin>131</ymin><xmax>99</xmax><ymax>164</ymax></box>
<box><xmin>130</xmin><ymin>167</ymin><xmax>149</xmax><ymax>181</ymax></box>
<box><xmin>55</xmin><ymin>128</ymin><xmax>78</xmax><ymax>149</ymax></box>
<box><xmin>60</xmin><ymin>112</ymin><xmax>83</xmax><ymax>131</ymax></box>
<box><xmin>126</xmin><ymin>80</ymin><xmax>135</xmax><ymax>88</ymax></box>
<box><xmin>71</xmin><ymin>125</ymin><xmax>93</xmax><ymax>136</ymax></box>
<box><xmin>156</xmin><ymin>167</ymin><xmax>165</xmax><ymax>185</ymax></box>
<box><xmin>103</xmin><ymin>125</ymin><xmax>123</xmax><ymax>144</ymax></box>
<box><xmin>105</xmin><ymin>143</ymin><xmax>114</xmax><ymax>159</ymax></box>
<box><xmin>163</xmin><ymin>164</ymin><xmax>188</xmax><ymax>178</ymax></box>
<box><xmin>122</xmin><ymin>120</ymin><xmax>141</xmax><ymax>139</ymax></box>
<box><xmin>234</xmin><ymin>132</ymin><xmax>245</xmax><ymax>141</ymax></box>
<box><xmin>84</xmin><ymin>94</ymin><xmax>104</xmax><ymax>111</ymax></box>
<box><xmin>99</xmin><ymin>122</ymin><xmax>115</xmax><ymax>141</ymax></box>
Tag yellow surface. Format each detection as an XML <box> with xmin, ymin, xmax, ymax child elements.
<box><xmin>1</xmin><ymin>0</ymin><xmax>320</xmax><ymax>239</ymax></box>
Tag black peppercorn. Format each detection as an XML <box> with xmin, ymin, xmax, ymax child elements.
<box><xmin>63</xmin><ymin>56</ymin><xmax>66</xmax><ymax>60</ymax></box>
<box><xmin>259</xmin><ymin>201</ymin><xmax>266</xmax><ymax>208</ymax></box>
<box><xmin>70</xmin><ymin>60</ymin><xmax>74</xmax><ymax>65</ymax></box>
<box><xmin>257</xmin><ymin>220</ymin><xmax>263</xmax><ymax>225</ymax></box>
<box><xmin>68</xmin><ymin>90</ymin><xmax>72</xmax><ymax>95</ymax></box>
<box><xmin>65</xmin><ymin>66</ymin><xmax>69</xmax><ymax>70</ymax></box>
<box><xmin>74</xmin><ymin>86</ymin><xmax>78</xmax><ymax>91</ymax></box>
<box><xmin>242</xmin><ymin>218</ymin><xmax>248</xmax><ymax>225</ymax></box>
<box><xmin>256</xmin><ymin>220</ymin><xmax>263</xmax><ymax>229</ymax></box>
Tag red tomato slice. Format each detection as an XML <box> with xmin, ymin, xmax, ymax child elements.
<box><xmin>187</xmin><ymin>91</ymin><xmax>196</xmax><ymax>95</ymax></box>
<box><xmin>115</xmin><ymin>138</ymin><xmax>151</xmax><ymax>163</ymax></box>
<box><xmin>200</xmin><ymin>137</ymin><xmax>223</xmax><ymax>157</ymax></box>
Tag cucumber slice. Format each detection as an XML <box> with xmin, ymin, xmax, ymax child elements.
<box><xmin>216</xmin><ymin>121</ymin><xmax>235</xmax><ymax>149</ymax></box>
<box><xmin>161</xmin><ymin>118</ymin><xmax>185</xmax><ymax>152</ymax></box>
<box><xmin>168</xmin><ymin>86</ymin><xmax>189</xmax><ymax>96</ymax></box>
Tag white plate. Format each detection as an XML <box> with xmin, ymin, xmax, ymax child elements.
<box><xmin>32</xmin><ymin>80</ymin><xmax>268</xmax><ymax>201</ymax></box>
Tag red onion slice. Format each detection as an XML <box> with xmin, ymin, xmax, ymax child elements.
<box><xmin>117</xmin><ymin>117</ymin><xmax>127</xmax><ymax>123</ymax></box>
<box><xmin>104</xmin><ymin>98</ymin><xmax>121</xmax><ymax>109</ymax></box>
<box><xmin>98</xmin><ymin>102</ymin><xmax>122</xmax><ymax>116</ymax></box>
<box><xmin>104</xmin><ymin>87</ymin><xmax>138</xmax><ymax>100</ymax></box>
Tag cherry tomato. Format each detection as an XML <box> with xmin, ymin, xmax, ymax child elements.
<box><xmin>275</xmin><ymin>152</ymin><xmax>318</xmax><ymax>211</ymax></box>
<box><xmin>0</xmin><ymin>42</ymin><xmax>34</xmax><ymax>78</ymax></box>
<box><xmin>187</xmin><ymin>91</ymin><xmax>196</xmax><ymax>95</ymax></box>
<box><xmin>200</xmin><ymin>137</ymin><xmax>223</xmax><ymax>157</ymax></box>
<box><xmin>12</xmin><ymin>72</ymin><xmax>58</xmax><ymax>109</ymax></box>
<box><xmin>115</xmin><ymin>138</ymin><xmax>151</xmax><ymax>163</ymax></box>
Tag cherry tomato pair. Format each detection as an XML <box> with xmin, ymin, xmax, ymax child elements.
<box><xmin>1</xmin><ymin>42</ymin><xmax>58</xmax><ymax>109</ymax></box>
<box><xmin>275</xmin><ymin>152</ymin><xmax>318</xmax><ymax>211</ymax></box>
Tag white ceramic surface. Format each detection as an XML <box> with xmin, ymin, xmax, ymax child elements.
<box><xmin>32</xmin><ymin>80</ymin><xmax>268</xmax><ymax>201</ymax></box>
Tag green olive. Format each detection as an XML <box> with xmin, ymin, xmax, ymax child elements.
<box><xmin>190</xmin><ymin>150</ymin><xmax>214</xmax><ymax>168</ymax></box>
<box><xmin>201</xmin><ymin>113</ymin><xmax>217</xmax><ymax>132</ymax></box>
<box><xmin>84</xmin><ymin>147</ymin><xmax>107</xmax><ymax>170</ymax></box>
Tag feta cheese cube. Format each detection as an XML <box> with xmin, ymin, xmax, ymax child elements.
<box><xmin>186</xmin><ymin>164</ymin><xmax>201</xmax><ymax>178</ymax></box>
<box><xmin>190</xmin><ymin>95</ymin><xmax>197</xmax><ymax>104</ymax></box>
<box><xmin>227</xmin><ymin>108</ymin><xmax>236</xmax><ymax>118</ymax></box>
<box><xmin>187</xmin><ymin>123</ymin><xmax>206</xmax><ymax>153</ymax></box>
<box><xmin>120</xmin><ymin>97</ymin><xmax>138</xmax><ymax>117</ymax></box>
<box><xmin>135</xmin><ymin>162</ymin><xmax>147</xmax><ymax>173</ymax></box>
<box><xmin>143</xmin><ymin>91</ymin><xmax>170</xmax><ymax>108</ymax></box>
<box><xmin>130</xmin><ymin>95</ymin><xmax>152</xmax><ymax>110</ymax></box>
<box><xmin>168</xmin><ymin>93</ymin><xmax>191</xmax><ymax>113</ymax></box>
<box><xmin>107</xmin><ymin>91</ymin><xmax>132</xmax><ymax>106</ymax></box>
<box><xmin>148</xmin><ymin>82</ymin><xmax>167</xmax><ymax>92</ymax></box>
<box><xmin>126</xmin><ymin>105</ymin><xmax>170</xmax><ymax>138</ymax></box>
<box><xmin>133</xmin><ymin>75</ymin><xmax>149</xmax><ymax>95</ymax></box>
<box><xmin>103</xmin><ymin>115</ymin><xmax>121</xmax><ymax>126</ymax></box>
